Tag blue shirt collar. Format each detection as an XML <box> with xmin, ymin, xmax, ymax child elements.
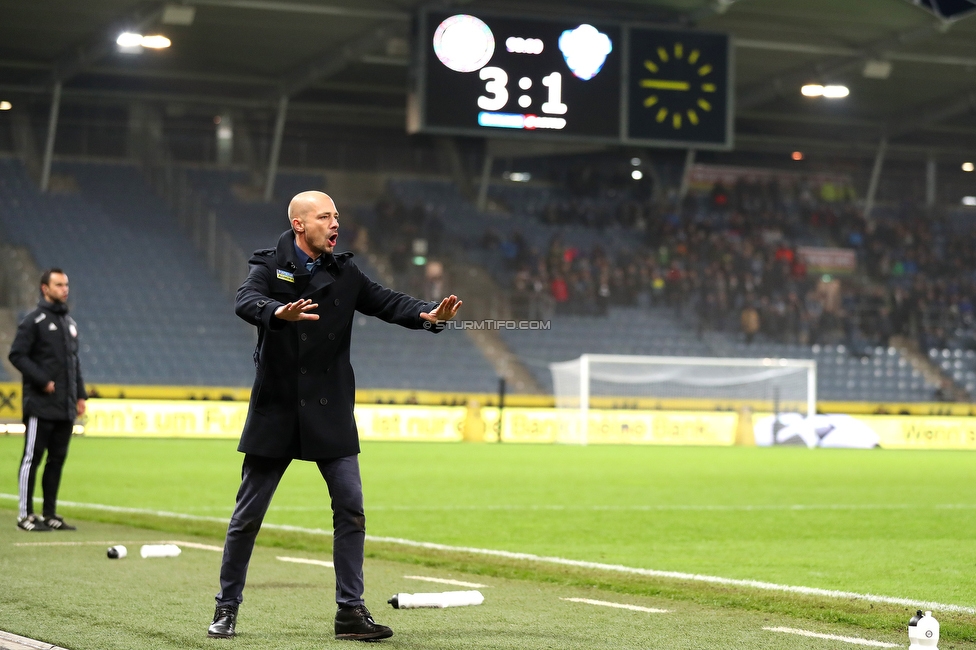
<box><xmin>293</xmin><ymin>240</ymin><xmax>313</xmax><ymax>265</ymax></box>
<box><xmin>292</xmin><ymin>241</ymin><xmax>319</xmax><ymax>272</ymax></box>
<box><xmin>293</xmin><ymin>240</ymin><xmax>336</xmax><ymax>274</ymax></box>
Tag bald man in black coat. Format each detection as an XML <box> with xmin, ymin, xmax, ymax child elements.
<box><xmin>207</xmin><ymin>191</ymin><xmax>461</xmax><ymax>642</ymax></box>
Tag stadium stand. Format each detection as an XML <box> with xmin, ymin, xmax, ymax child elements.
<box><xmin>499</xmin><ymin>306</ymin><xmax>936</xmax><ymax>402</ymax></box>
<box><xmin>0</xmin><ymin>159</ymin><xmax>500</xmax><ymax>391</ymax></box>
<box><xmin>382</xmin><ymin>175</ymin><xmax>943</xmax><ymax>401</ymax></box>
<box><xmin>0</xmin><ymin>157</ymin><xmax>256</xmax><ymax>386</ymax></box>
<box><xmin>0</xmin><ymin>156</ymin><xmax>960</xmax><ymax>401</ymax></box>
<box><xmin>500</xmin><ymin>306</ymin><xmax>711</xmax><ymax>394</ymax></box>
<box><xmin>184</xmin><ymin>168</ymin><xmax>325</xmax><ymax>255</ymax></box>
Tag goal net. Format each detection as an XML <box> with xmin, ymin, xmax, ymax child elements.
<box><xmin>550</xmin><ymin>354</ymin><xmax>816</xmax><ymax>426</ymax></box>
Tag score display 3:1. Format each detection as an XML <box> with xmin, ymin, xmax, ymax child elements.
<box><xmin>420</xmin><ymin>12</ymin><xmax>622</xmax><ymax>139</ymax></box>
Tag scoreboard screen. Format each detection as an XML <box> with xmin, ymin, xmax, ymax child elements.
<box><xmin>408</xmin><ymin>10</ymin><xmax>733</xmax><ymax>150</ymax></box>
<box><xmin>413</xmin><ymin>11</ymin><xmax>622</xmax><ymax>140</ymax></box>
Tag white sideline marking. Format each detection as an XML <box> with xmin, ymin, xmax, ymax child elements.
<box><xmin>362</xmin><ymin>534</ymin><xmax>976</xmax><ymax>615</ymax></box>
<box><xmin>127</xmin><ymin>502</ymin><xmax>976</xmax><ymax>514</ymax></box>
<box><xmin>764</xmin><ymin>626</ymin><xmax>900</xmax><ymax>647</ymax></box>
<box><xmin>11</xmin><ymin>540</ymin><xmax>222</xmax><ymax>552</ymax></box>
<box><xmin>2</xmin><ymin>493</ymin><xmax>974</xmax><ymax>615</ymax></box>
<box><xmin>11</xmin><ymin>540</ymin><xmax>221</xmax><ymax>551</ymax></box>
<box><xmin>277</xmin><ymin>556</ymin><xmax>334</xmax><ymax>568</ymax></box>
<box><xmin>403</xmin><ymin>575</ymin><xmax>487</xmax><ymax>588</ymax></box>
<box><xmin>13</xmin><ymin>540</ymin><xmax>223</xmax><ymax>552</ymax></box>
<box><xmin>162</xmin><ymin>541</ymin><xmax>223</xmax><ymax>552</ymax></box>
<box><xmin>14</xmin><ymin>540</ymin><xmax>150</xmax><ymax>547</ymax></box>
<box><xmin>561</xmin><ymin>597</ymin><xmax>668</xmax><ymax>613</ymax></box>
<box><xmin>0</xmin><ymin>629</ymin><xmax>70</xmax><ymax>650</ymax></box>
<box><xmin>260</xmin><ymin>503</ymin><xmax>976</xmax><ymax>513</ymax></box>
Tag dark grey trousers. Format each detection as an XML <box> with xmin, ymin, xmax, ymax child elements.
<box><xmin>215</xmin><ymin>453</ymin><xmax>366</xmax><ymax>608</ymax></box>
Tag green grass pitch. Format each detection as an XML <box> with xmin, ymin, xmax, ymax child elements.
<box><xmin>2</xmin><ymin>436</ymin><xmax>975</xmax><ymax>648</ymax></box>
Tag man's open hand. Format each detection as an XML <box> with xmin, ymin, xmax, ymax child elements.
<box><xmin>421</xmin><ymin>295</ymin><xmax>462</xmax><ymax>324</ymax></box>
<box><xmin>275</xmin><ymin>299</ymin><xmax>320</xmax><ymax>321</ymax></box>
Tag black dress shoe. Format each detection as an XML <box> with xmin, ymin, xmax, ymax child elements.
<box><xmin>207</xmin><ymin>605</ymin><xmax>238</xmax><ymax>638</ymax></box>
<box><xmin>335</xmin><ymin>605</ymin><xmax>393</xmax><ymax>641</ymax></box>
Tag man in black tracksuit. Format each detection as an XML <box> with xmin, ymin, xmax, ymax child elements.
<box><xmin>206</xmin><ymin>191</ymin><xmax>461</xmax><ymax>642</ymax></box>
<box><xmin>8</xmin><ymin>268</ymin><xmax>87</xmax><ymax>532</ymax></box>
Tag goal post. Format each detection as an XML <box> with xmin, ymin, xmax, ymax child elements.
<box><xmin>550</xmin><ymin>354</ymin><xmax>817</xmax><ymax>445</ymax></box>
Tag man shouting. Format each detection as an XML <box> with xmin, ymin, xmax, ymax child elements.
<box><xmin>208</xmin><ymin>191</ymin><xmax>461</xmax><ymax>642</ymax></box>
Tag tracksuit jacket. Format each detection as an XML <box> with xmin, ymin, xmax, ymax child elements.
<box><xmin>9</xmin><ymin>299</ymin><xmax>87</xmax><ymax>421</ymax></box>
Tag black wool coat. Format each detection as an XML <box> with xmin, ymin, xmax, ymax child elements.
<box><xmin>235</xmin><ymin>230</ymin><xmax>441</xmax><ymax>460</ymax></box>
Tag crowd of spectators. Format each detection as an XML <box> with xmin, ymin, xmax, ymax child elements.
<box><xmin>372</xmin><ymin>172</ymin><xmax>976</xmax><ymax>359</ymax></box>
<box><xmin>499</xmin><ymin>177</ymin><xmax>864</xmax><ymax>346</ymax></box>
<box><xmin>830</xmin><ymin>204</ymin><xmax>976</xmax><ymax>353</ymax></box>
<box><xmin>494</xmin><ymin>175</ymin><xmax>976</xmax><ymax>357</ymax></box>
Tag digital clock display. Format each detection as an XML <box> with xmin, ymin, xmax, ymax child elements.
<box><xmin>413</xmin><ymin>11</ymin><xmax>622</xmax><ymax>140</ymax></box>
<box><xmin>408</xmin><ymin>10</ymin><xmax>732</xmax><ymax>150</ymax></box>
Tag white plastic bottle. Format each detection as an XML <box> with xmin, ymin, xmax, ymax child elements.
<box><xmin>140</xmin><ymin>544</ymin><xmax>182</xmax><ymax>558</ymax></box>
<box><xmin>388</xmin><ymin>590</ymin><xmax>484</xmax><ymax>609</ymax></box>
<box><xmin>106</xmin><ymin>545</ymin><xmax>127</xmax><ymax>559</ymax></box>
<box><xmin>908</xmin><ymin>610</ymin><xmax>939</xmax><ymax>649</ymax></box>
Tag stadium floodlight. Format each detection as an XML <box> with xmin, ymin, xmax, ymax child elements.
<box><xmin>550</xmin><ymin>354</ymin><xmax>817</xmax><ymax>445</ymax></box>
<box><xmin>801</xmin><ymin>84</ymin><xmax>848</xmax><ymax>98</ymax></box>
<box><xmin>117</xmin><ymin>32</ymin><xmax>144</xmax><ymax>48</ymax></box>
<box><xmin>962</xmin><ymin>162</ymin><xmax>974</xmax><ymax>172</ymax></box>
<box><xmin>140</xmin><ymin>35</ymin><xmax>172</xmax><ymax>49</ymax></box>
<box><xmin>0</xmin><ymin>101</ymin><xmax>11</xmax><ymax>111</ymax></box>
<box><xmin>117</xmin><ymin>32</ymin><xmax>171</xmax><ymax>52</ymax></box>
<box><xmin>631</xmin><ymin>170</ymin><xmax>643</xmax><ymax>180</ymax></box>
<box><xmin>962</xmin><ymin>196</ymin><xmax>976</xmax><ymax>206</ymax></box>
<box><xmin>630</xmin><ymin>157</ymin><xmax>641</xmax><ymax>166</ymax></box>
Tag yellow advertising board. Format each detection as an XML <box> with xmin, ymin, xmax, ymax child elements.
<box><xmin>29</xmin><ymin>395</ymin><xmax>976</xmax><ymax>450</ymax></box>
<box><xmin>480</xmin><ymin>407</ymin><xmax>737</xmax><ymax>445</ymax></box>
<box><xmin>753</xmin><ymin>411</ymin><xmax>976</xmax><ymax>450</ymax></box>
<box><xmin>855</xmin><ymin>415</ymin><xmax>976</xmax><ymax>450</ymax></box>
<box><xmin>356</xmin><ymin>405</ymin><xmax>465</xmax><ymax>442</ymax></box>
<box><xmin>83</xmin><ymin>399</ymin><xmax>248</xmax><ymax>438</ymax></box>
<box><xmin>80</xmin><ymin>399</ymin><xmax>466</xmax><ymax>442</ymax></box>
<box><xmin>0</xmin><ymin>382</ymin><xmax>22</xmax><ymax>421</ymax></box>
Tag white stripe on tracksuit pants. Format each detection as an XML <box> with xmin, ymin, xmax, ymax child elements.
<box><xmin>18</xmin><ymin>416</ymin><xmax>38</xmax><ymax>520</ymax></box>
<box><xmin>17</xmin><ymin>416</ymin><xmax>73</xmax><ymax>521</ymax></box>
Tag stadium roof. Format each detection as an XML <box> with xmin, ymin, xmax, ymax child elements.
<box><xmin>3</xmin><ymin>0</ymin><xmax>976</xmax><ymax>161</ymax></box>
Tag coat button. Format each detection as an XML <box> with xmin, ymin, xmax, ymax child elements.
<box><xmin>334</xmin><ymin>299</ymin><xmax>340</xmax><ymax>306</ymax></box>
<box><xmin>328</xmin><ymin>333</ymin><xmax>335</xmax><ymax>340</ymax></box>
<box><xmin>320</xmin><ymin>398</ymin><xmax>328</xmax><ymax>405</ymax></box>
<box><xmin>300</xmin><ymin>399</ymin><xmax>306</xmax><ymax>407</ymax></box>
<box><xmin>300</xmin><ymin>367</ymin><xmax>307</xmax><ymax>374</ymax></box>
<box><xmin>301</xmin><ymin>333</ymin><xmax>308</xmax><ymax>341</ymax></box>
